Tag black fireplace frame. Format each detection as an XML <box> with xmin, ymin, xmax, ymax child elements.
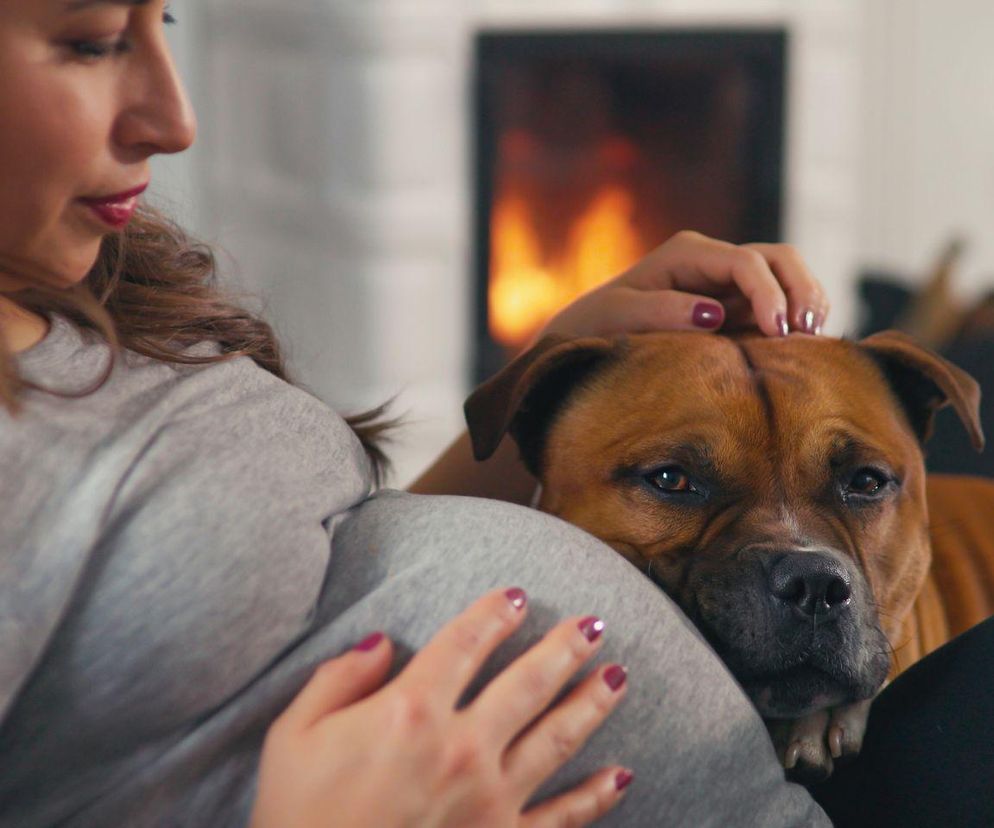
<box><xmin>471</xmin><ymin>27</ymin><xmax>788</xmax><ymax>384</ymax></box>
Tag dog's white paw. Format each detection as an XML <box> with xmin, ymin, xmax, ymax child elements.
<box><xmin>768</xmin><ymin>698</ymin><xmax>873</xmax><ymax>784</ymax></box>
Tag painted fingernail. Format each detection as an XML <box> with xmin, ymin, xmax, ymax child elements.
<box><xmin>801</xmin><ymin>307</ymin><xmax>816</xmax><ymax>334</ymax></box>
<box><xmin>615</xmin><ymin>769</ymin><xmax>635</xmax><ymax>791</ymax></box>
<box><xmin>505</xmin><ymin>587</ymin><xmax>527</xmax><ymax>610</ymax></box>
<box><xmin>353</xmin><ymin>631</ymin><xmax>384</xmax><ymax>652</ymax></box>
<box><xmin>814</xmin><ymin>310</ymin><xmax>825</xmax><ymax>336</ymax></box>
<box><xmin>604</xmin><ymin>664</ymin><xmax>627</xmax><ymax>691</ymax></box>
<box><xmin>578</xmin><ymin>616</ymin><xmax>605</xmax><ymax>643</ymax></box>
<box><xmin>692</xmin><ymin>301</ymin><xmax>723</xmax><ymax>330</ymax></box>
<box><xmin>776</xmin><ymin>312</ymin><xmax>789</xmax><ymax>337</ymax></box>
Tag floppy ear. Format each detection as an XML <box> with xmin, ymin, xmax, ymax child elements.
<box><xmin>464</xmin><ymin>334</ymin><xmax>618</xmax><ymax>475</ymax></box>
<box><xmin>859</xmin><ymin>330</ymin><xmax>984</xmax><ymax>451</ymax></box>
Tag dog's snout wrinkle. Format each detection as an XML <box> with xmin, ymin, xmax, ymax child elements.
<box><xmin>736</xmin><ymin>542</ymin><xmax>834</xmax><ymax>565</ymax></box>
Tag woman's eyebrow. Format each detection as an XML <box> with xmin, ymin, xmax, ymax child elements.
<box><xmin>64</xmin><ymin>0</ymin><xmax>150</xmax><ymax>10</ymax></box>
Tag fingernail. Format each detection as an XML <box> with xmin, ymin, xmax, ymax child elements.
<box><xmin>814</xmin><ymin>310</ymin><xmax>825</xmax><ymax>336</ymax></box>
<box><xmin>615</xmin><ymin>769</ymin><xmax>635</xmax><ymax>791</ymax></box>
<box><xmin>692</xmin><ymin>301</ymin><xmax>723</xmax><ymax>330</ymax></box>
<box><xmin>776</xmin><ymin>312</ymin><xmax>789</xmax><ymax>337</ymax></box>
<box><xmin>505</xmin><ymin>587</ymin><xmax>527</xmax><ymax>610</ymax></box>
<box><xmin>801</xmin><ymin>307</ymin><xmax>816</xmax><ymax>334</ymax></box>
<box><xmin>578</xmin><ymin>616</ymin><xmax>605</xmax><ymax>643</ymax></box>
<box><xmin>604</xmin><ymin>664</ymin><xmax>627</xmax><ymax>691</ymax></box>
<box><xmin>353</xmin><ymin>631</ymin><xmax>384</xmax><ymax>652</ymax></box>
<box><xmin>784</xmin><ymin>741</ymin><xmax>801</xmax><ymax>770</ymax></box>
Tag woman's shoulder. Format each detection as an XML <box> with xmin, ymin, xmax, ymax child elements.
<box><xmin>5</xmin><ymin>314</ymin><xmax>374</xmax><ymax>509</ymax></box>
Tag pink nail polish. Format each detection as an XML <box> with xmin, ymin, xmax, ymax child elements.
<box><xmin>353</xmin><ymin>631</ymin><xmax>384</xmax><ymax>652</ymax></box>
<box><xmin>578</xmin><ymin>616</ymin><xmax>605</xmax><ymax>643</ymax></box>
<box><xmin>814</xmin><ymin>310</ymin><xmax>825</xmax><ymax>335</ymax></box>
<box><xmin>615</xmin><ymin>769</ymin><xmax>635</xmax><ymax>791</ymax></box>
<box><xmin>776</xmin><ymin>312</ymin><xmax>789</xmax><ymax>337</ymax></box>
<box><xmin>505</xmin><ymin>587</ymin><xmax>527</xmax><ymax>610</ymax></box>
<box><xmin>604</xmin><ymin>664</ymin><xmax>627</xmax><ymax>691</ymax></box>
<box><xmin>692</xmin><ymin>301</ymin><xmax>723</xmax><ymax>330</ymax></box>
<box><xmin>801</xmin><ymin>308</ymin><xmax>816</xmax><ymax>334</ymax></box>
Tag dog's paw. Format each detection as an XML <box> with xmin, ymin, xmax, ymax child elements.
<box><xmin>770</xmin><ymin>709</ymin><xmax>834</xmax><ymax>783</ymax></box>
<box><xmin>768</xmin><ymin>699</ymin><xmax>873</xmax><ymax>784</ymax></box>
<box><xmin>824</xmin><ymin>697</ymin><xmax>872</xmax><ymax>767</ymax></box>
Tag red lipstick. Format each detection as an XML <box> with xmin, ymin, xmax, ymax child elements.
<box><xmin>79</xmin><ymin>183</ymin><xmax>148</xmax><ymax>230</ymax></box>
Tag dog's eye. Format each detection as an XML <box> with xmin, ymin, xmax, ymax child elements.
<box><xmin>645</xmin><ymin>467</ymin><xmax>695</xmax><ymax>493</ymax></box>
<box><xmin>847</xmin><ymin>468</ymin><xmax>889</xmax><ymax>497</ymax></box>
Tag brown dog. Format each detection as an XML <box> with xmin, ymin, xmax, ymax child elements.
<box><xmin>465</xmin><ymin>330</ymin><xmax>994</xmax><ymax>781</ymax></box>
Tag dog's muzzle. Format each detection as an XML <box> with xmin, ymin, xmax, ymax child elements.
<box><xmin>691</xmin><ymin>547</ymin><xmax>890</xmax><ymax>718</ymax></box>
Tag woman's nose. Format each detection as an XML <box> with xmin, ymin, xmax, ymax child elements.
<box><xmin>113</xmin><ymin>39</ymin><xmax>197</xmax><ymax>158</ymax></box>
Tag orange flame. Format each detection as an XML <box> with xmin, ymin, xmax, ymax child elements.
<box><xmin>489</xmin><ymin>184</ymin><xmax>645</xmax><ymax>346</ymax></box>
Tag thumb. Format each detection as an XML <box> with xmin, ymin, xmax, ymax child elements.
<box><xmin>277</xmin><ymin>632</ymin><xmax>394</xmax><ymax>731</ymax></box>
<box><xmin>605</xmin><ymin>287</ymin><xmax>727</xmax><ymax>333</ymax></box>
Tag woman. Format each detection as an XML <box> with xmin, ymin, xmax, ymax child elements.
<box><xmin>0</xmin><ymin>1</ymin><xmax>835</xmax><ymax>825</ymax></box>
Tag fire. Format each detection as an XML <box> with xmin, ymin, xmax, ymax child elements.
<box><xmin>489</xmin><ymin>184</ymin><xmax>645</xmax><ymax>346</ymax></box>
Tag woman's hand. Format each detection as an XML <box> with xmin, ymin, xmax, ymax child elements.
<box><xmin>535</xmin><ymin>230</ymin><xmax>828</xmax><ymax>342</ymax></box>
<box><xmin>250</xmin><ymin>588</ymin><xmax>632</xmax><ymax>828</ymax></box>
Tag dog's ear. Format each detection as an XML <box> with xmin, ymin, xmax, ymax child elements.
<box><xmin>859</xmin><ymin>330</ymin><xmax>984</xmax><ymax>451</ymax></box>
<box><xmin>464</xmin><ymin>334</ymin><xmax>618</xmax><ymax>474</ymax></box>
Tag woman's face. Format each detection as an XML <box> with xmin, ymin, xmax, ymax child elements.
<box><xmin>0</xmin><ymin>0</ymin><xmax>195</xmax><ymax>291</ymax></box>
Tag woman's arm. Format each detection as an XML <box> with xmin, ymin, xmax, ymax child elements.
<box><xmin>410</xmin><ymin>231</ymin><xmax>827</xmax><ymax>502</ymax></box>
<box><xmin>409</xmin><ymin>430</ymin><xmax>536</xmax><ymax>504</ymax></box>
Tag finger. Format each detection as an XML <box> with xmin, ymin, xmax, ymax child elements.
<box><xmin>547</xmin><ymin>287</ymin><xmax>729</xmax><ymax>336</ymax></box>
<box><xmin>597</xmin><ymin>288</ymin><xmax>729</xmax><ymax>333</ymax></box>
<box><xmin>505</xmin><ymin>663</ymin><xmax>628</xmax><ymax>795</ymax></box>
<box><xmin>744</xmin><ymin>243</ymin><xmax>829</xmax><ymax>333</ymax></box>
<box><xmin>472</xmin><ymin>615</ymin><xmax>605</xmax><ymax>746</ymax></box>
<box><xmin>716</xmin><ymin>293</ymin><xmax>758</xmax><ymax>330</ymax></box>
<box><xmin>620</xmin><ymin>231</ymin><xmax>789</xmax><ymax>337</ymax></box>
<box><xmin>520</xmin><ymin>766</ymin><xmax>634</xmax><ymax>828</ymax></box>
<box><xmin>393</xmin><ymin>587</ymin><xmax>528</xmax><ymax>708</ymax></box>
<box><xmin>276</xmin><ymin>632</ymin><xmax>394</xmax><ymax>732</ymax></box>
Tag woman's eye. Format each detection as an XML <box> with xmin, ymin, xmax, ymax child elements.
<box><xmin>846</xmin><ymin>468</ymin><xmax>889</xmax><ymax>497</ymax></box>
<box><xmin>645</xmin><ymin>467</ymin><xmax>694</xmax><ymax>493</ymax></box>
<box><xmin>68</xmin><ymin>38</ymin><xmax>129</xmax><ymax>59</ymax></box>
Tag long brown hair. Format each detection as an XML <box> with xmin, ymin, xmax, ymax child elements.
<box><xmin>0</xmin><ymin>205</ymin><xmax>395</xmax><ymax>483</ymax></box>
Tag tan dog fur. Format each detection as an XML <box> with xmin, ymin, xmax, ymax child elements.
<box><xmin>466</xmin><ymin>330</ymin><xmax>993</xmax><ymax>780</ymax></box>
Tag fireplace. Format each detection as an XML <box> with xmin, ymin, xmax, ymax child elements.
<box><xmin>473</xmin><ymin>29</ymin><xmax>787</xmax><ymax>381</ymax></box>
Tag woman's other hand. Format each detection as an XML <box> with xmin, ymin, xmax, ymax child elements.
<box><xmin>250</xmin><ymin>588</ymin><xmax>632</xmax><ymax>828</ymax></box>
<box><xmin>536</xmin><ymin>230</ymin><xmax>828</xmax><ymax>342</ymax></box>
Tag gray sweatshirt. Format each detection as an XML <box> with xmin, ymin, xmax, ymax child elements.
<box><xmin>1</xmin><ymin>316</ymin><xmax>372</xmax><ymax>825</ymax></box>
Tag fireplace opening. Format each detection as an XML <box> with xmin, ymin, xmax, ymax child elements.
<box><xmin>473</xmin><ymin>29</ymin><xmax>787</xmax><ymax>381</ymax></box>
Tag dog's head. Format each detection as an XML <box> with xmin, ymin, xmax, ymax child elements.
<box><xmin>466</xmin><ymin>331</ymin><xmax>982</xmax><ymax>718</ymax></box>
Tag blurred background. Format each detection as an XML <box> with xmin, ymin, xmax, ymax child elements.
<box><xmin>153</xmin><ymin>0</ymin><xmax>994</xmax><ymax>486</ymax></box>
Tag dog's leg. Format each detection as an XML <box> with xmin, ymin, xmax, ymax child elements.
<box><xmin>767</xmin><ymin>697</ymin><xmax>874</xmax><ymax>784</ymax></box>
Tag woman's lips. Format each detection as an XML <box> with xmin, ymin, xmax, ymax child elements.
<box><xmin>79</xmin><ymin>183</ymin><xmax>148</xmax><ymax>230</ymax></box>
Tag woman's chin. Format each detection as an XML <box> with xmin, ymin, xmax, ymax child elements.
<box><xmin>29</xmin><ymin>248</ymin><xmax>101</xmax><ymax>290</ymax></box>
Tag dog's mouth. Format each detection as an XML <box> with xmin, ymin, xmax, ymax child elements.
<box><xmin>677</xmin><ymin>558</ymin><xmax>893</xmax><ymax>718</ymax></box>
<box><xmin>739</xmin><ymin>662</ymin><xmax>852</xmax><ymax>718</ymax></box>
<box><xmin>694</xmin><ymin>612</ymin><xmax>879</xmax><ymax>718</ymax></box>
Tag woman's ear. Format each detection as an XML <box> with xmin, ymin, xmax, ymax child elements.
<box><xmin>859</xmin><ymin>330</ymin><xmax>984</xmax><ymax>452</ymax></box>
<box><xmin>463</xmin><ymin>335</ymin><xmax>618</xmax><ymax>476</ymax></box>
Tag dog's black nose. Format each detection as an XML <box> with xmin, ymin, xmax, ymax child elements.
<box><xmin>769</xmin><ymin>554</ymin><xmax>852</xmax><ymax>621</ymax></box>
